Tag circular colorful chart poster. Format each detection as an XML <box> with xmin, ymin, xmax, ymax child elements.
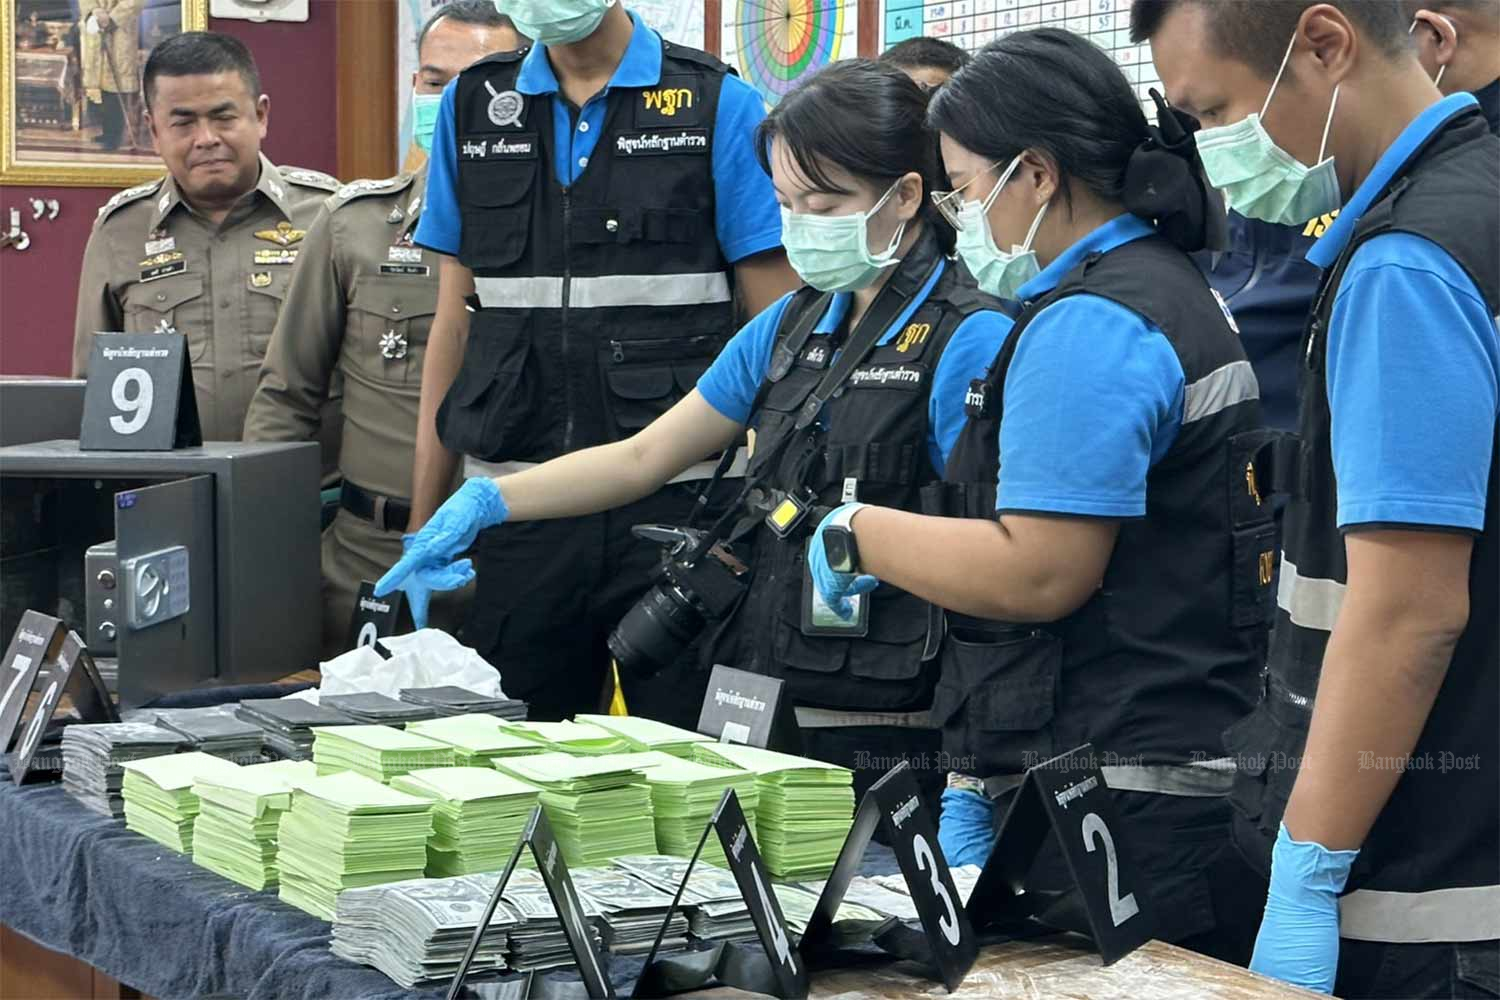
<box><xmin>722</xmin><ymin>1</ymin><xmax>859</xmax><ymax>106</ymax></box>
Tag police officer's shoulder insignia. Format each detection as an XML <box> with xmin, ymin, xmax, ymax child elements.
<box><xmin>281</xmin><ymin>166</ymin><xmax>339</xmax><ymax>192</ymax></box>
<box><xmin>96</xmin><ymin>178</ymin><xmax>163</xmax><ymax>223</ymax></box>
<box><xmin>331</xmin><ymin>174</ymin><xmax>409</xmax><ymax>210</ymax></box>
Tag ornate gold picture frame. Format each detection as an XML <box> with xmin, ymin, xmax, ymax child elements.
<box><xmin>2</xmin><ymin>0</ymin><xmax>208</xmax><ymax>187</ymax></box>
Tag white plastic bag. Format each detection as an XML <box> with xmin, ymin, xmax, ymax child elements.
<box><xmin>291</xmin><ymin>629</ymin><xmax>506</xmax><ymax>704</ymax></box>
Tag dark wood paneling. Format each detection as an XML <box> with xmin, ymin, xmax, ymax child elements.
<box><xmin>335</xmin><ymin>0</ymin><xmax>398</xmax><ymax>182</ymax></box>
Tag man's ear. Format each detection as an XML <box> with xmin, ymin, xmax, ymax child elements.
<box><xmin>1414</xmin><ymin>11</ymin><xmax>1459</xmax><ymax>71</ymax></box>
<box><xmin>1299</xmin><ymin>3</ymin><xmax>1359</xmax><ymax>85</ymax></box>
<box><xmin>255</xmin><ymin>93</ymin><xmax>270</xmax><ymax>138</ymax></box>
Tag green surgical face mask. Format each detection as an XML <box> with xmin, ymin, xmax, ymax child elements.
<box><xmin>411</xmin><ymin>91</ymin><xmax>442</xmax><ymax>153</ymax></box>
<box><xmin>954</xmin><ymin>154</ymin><xmax>1049</xmax><ymax>300</ymax></box>
<box><xmin>1193</xmin><ymin>34</ymin><xmax>1342</xmax><ymax>225</ymax></box>
<box><xmin>781</xmin><ymin>181</ymin><xmax>907</xmax><ymax>293</ymax></box>
<box><xmin>496</xmin><ymin>0</ymin><xmax>613</xmax><ymax>47</ymax></box>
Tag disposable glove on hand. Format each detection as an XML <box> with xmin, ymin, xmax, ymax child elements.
<box><xmin>1249</xmin><ymin>822</ymin><xmax>1359</xmax><ymax>994</ymax></box>
<box><xmin>937</xmin><ymin>786</ymin><xmax>997</xmax><ymax>867</ymax></box>
<box><xmin>807</xmin><ymin>502</ymin><xmax>878</xmax><ymax>620</ymax></box>
<box><xmin>374</xmin><ymin>477</ymin><xmax>507</xmax><ymax>627</ymax></box>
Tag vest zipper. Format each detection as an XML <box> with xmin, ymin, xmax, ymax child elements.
<box><xmin>608</xmin><ymin>335</ymin><xmax>719</xmax><ymax>363</ymax></box>
<box><xmin>561</xmin><ymin>186</ymin><xmax>575</xmax><ymax>452</ymax></box>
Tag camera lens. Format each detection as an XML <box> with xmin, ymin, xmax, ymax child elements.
<box><xmin>607</xmin><ymin>584</ymin><xmax>705</xmax><ymax>679</ymax></box>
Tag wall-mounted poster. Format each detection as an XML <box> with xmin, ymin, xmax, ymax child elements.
<box><xmin>2</xmin><ymin>0</ymin><xmax>209</xmax><ymax>186</ymax></box>
<box><xmin>722</xmin><ymin>0</ymin><xmax>859</xmax><ymax>107</ymax></box>
<box><xmin>633</xmin><ymin>0</ymin><xmax>705</xmax><ymax>49</ymax></box>
<box><xmin>882</xmin><ymin>0</ymin><xmax>1162</xmax><ymax>112</ymax></box>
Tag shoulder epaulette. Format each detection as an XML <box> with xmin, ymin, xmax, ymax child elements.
<box><xmin>95</xmin><ymin>178</ymin><xmax>163</xmax><ymax>222</ymax></box>
<box><xmin>280</xmin><ymin>166</ymin><xmax>340</xmax><ymax>192</ymax></box>
<box><xmin>330</xmin><ymin>173</ymin><xmax>412</xmax><ymax>208</ymax></box>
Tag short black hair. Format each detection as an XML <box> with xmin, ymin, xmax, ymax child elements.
<box><xmin>928</xmin><ymin>28</ymin><xmax>1147</xmax><ymax>212</ymax></box>
<box><xmin>756</xmin><ymin>60</ymin><xmax>953</xmax><ymax>251</ymax></box>
<box><xmin>1129</xmin><ymin>1</ymin><xmax>1412</xmax><ymax>77</ymax></box>
<box><xmin>1400</xmin><ymin>0</ymin><xmax>1500</xmax><ymax>17</ymax></box>
<box><xmin>879</xmin><ymin>36</ymin><xmax>971</xmax><ymax>75</ymax></box>
<box><xmin>417</xmin><ymin>0</ymin><xmax>520</xmax><ymax>55</ymax></box>
<box><xmin>144</xmin><ymin>31</ymin><xmax>261</xmax><ymax>108</ymax></box>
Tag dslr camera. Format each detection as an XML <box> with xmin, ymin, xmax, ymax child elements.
<box><xmin>606</xmin><ymin>524</ymin><xmax>750</xmax><ymax>679</ymax></box>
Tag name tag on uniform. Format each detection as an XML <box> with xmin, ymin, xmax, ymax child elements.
<box><xmin>139</xmin><ymin>251</ymin><xmax>185</xmax><ymax>282</ymax></box>
<box><xmin>614</xmin><ymin>128</ymin><xmax>709</xmax><ymax>156</ymax></box>
<box><xmin>847</xmin><ymin>363</ymin><xmax>925</xmax><ymax>390</ymax></box>
<box><xmin>459</xmin><ymin>133</ymin><xmax>537</xmax><ymax>161</ymax></box>
<box><xmin>253</xmin><ymin>248</ymin><xmax>299</xmax><ymax>266</ymax></box>
<box><xmin>144</xmin><ymin>236</ymin><xmax>175</xmax><ymax>256</ymax></box>
<box><xmin>379</xmin><ymin>263</ymin><xmax>430</xmax><ymax>276</ymax></box>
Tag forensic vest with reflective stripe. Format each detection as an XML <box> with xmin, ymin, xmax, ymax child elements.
<box><xmin>1228</xmin><ymin>109</ymin><xmax>1499</xmax><ymax>921</ymax></box>
<box><xmin>934</xmin><ymin>235</ymin><xmax>1268</xmax><ymax>779</ymax></box>
<box><xmin>438</xmin><ymin>43</ymin><xmax>733</xmax><ymax>463</ymax></box>
<box><xmin>710</xmin><ymin>232</ymin><xmax>1000</xmax><ymax>712</ymax></box>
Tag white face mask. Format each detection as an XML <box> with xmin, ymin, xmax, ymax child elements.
<box><xmin>953</xmin><ymin>154</ymin><xmax>1049</xmax><ymax>300</ymax></box>
<box><xmin>781</xmin><ymin>180</ymin><xmax>907</xmax><ymax>293</ymax></box>
<box><xmin>1193</xmin><ymin>34</ymin><xmax>1343</xmax><ymax>225</ymax></box>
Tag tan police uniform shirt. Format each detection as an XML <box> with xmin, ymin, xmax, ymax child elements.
<box><xmin>245</xmin><ymin>167</ymin><xmax>437</xmax><ymax>502</ymax></box>
<box><xmin>73</xmin><ymin>154</ymin><xmax>340</xmax><ymax>445</ymax></box>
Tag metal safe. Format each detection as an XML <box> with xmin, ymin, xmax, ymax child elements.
<box><xmin>0</xmin><ymin>440</ymin><xmax>321</xmax><ymax>707</ymax></box>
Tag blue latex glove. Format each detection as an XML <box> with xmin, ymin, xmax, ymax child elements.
<box><xmin>375</xmin><ymin>477</ymin><xmax>508</xmax><ymax>628</ymax></box>
<box><xmin>1249</xmin><ymin>823</ymin><xmax>1359</xmax><ymax>994</ymax></box>
<box><xmin>807</xmin><ymin>502</ymin><xmax>879</xmax><ymax>620</ymax></box>
<box><xmin>937</xmin><ymin>786</ymin><xmax>997</xmax><ymax>867</ymax></box>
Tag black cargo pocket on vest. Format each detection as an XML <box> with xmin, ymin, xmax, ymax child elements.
<box><xmin>1457</xmin><ymin>942</ymin><xmax>1500</xmax><ymax>997</ymax></box>
<box><xmin>600</xmin><ymin>335</ymin><xmax>721</xmax><ymax>436</ymax></box>
<box><xmin>846</xmin><ymin>590</ymin><xmax>928</xmax><ymax>683</ymax></box>
<box><xmin>1222</xmin><ymin>707</ymin><xmax>1297</xmax><ymax>831</ymax></box>
<box><xmin>437</xmin><ymin>311</ymin><xmax>541</xmax><ymax>460</ymax></box>
<box><xmin>458</xmin><ymin>160</ymin><xmax>534</xmax><ymax>269</ymax></box>
<box><xmin>1231</xmin><ymin>523</ymin><xmax>1278</xmax><ymax>629</ymax></box>
<box><xmin>932</xmin><ymin>627</ymin><xmax>1060</xmax><ymax>773</ymax></box>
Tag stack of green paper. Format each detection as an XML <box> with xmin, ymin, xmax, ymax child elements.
<box><xmin>276</xmin><ymin>771</ymin><xmax>434</xmax><ymax>920</ymax></box>
<box><xmin>594</xmin><ymin>750</ymin><xmax>760</xmax><ymax>865</ymax></box>
<box><xmin>121</xmin><ymin>752</ymin><xmax>242</xmax><ymax>853</ymax></box>
<box><xmin>191</xmin><ymin>760</ymin><xmax>317</xmax><ymax>889</ymax></box>
<box><xmin>693</xmin><ymin>742</ymin><xmax>854</xmax><ymax>878</ymax></box>
<box><xmin>389</xmin><ymin>766</ymin><xmax>542</xmax><ymax>876</ymax></box>
<box><xmin>499</xmin><ymin>720</ymin><xmax>631</xmax><ymax>756</ymax></box>
<box><xmin>310</xmin><ymin>724</ymin><xmax>455</xmax><ymax>781</ymax></box>
<box><xmin>493</xmin><ymin>752</ymin><xmax>656</xmax><ymax>867</ymax></box>
<box><xmin>404</xmin><ymin>714</ymin><xmax>548</xmax><ymax>766</ymax></box>
<box><xmin>574</xmin><ymin>714</ymin><xmax>714</xmax><ymax>758</ymax></box>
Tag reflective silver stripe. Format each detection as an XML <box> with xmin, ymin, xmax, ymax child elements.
<box><xmin>793</xmin><ymin>706</ymin><xmax>934</xmax><ymax>730</ymax></box>
<box><xmin>1340</xmin><ymin>886</ymin><xmax>1500</xmax><ymax>943</ymax></box>
<box><xmin>463</xmin><ymin>449</ymin><xmax>747</xmax><ymax>485</ymax></box>
<box><xmin>571</xmin><ymin>272</ymin><xmax>731</xmax><ymax>308</ymax></box>
<box><xmin>1100</xmin><ymin>758</ymin><xmax>1235</xmax><ymax>797</ymax></box>
<box><xmin>472</xmin><ymin>273</ymin><xmax>731</xmax><ymax>310</ymax></box>
<box><xmin>1183</xmin><ymin>359</ymin><xmax>1259</xmax><ymax>423</ymax></box>
<box><xmin>1277</xmin><ymin>558</ymin><xmax>1346</xmax><ymax>632</ymax></box>
<box><xmin>472</xmin><ymin>276</ymin><xmax>563</xmax><ymax>308</ymax></box>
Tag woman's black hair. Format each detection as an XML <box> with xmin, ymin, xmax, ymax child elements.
<box><xmin>928</xmin><ymin>28</ymin><xmax>1149</xmax><ymax>215</ymax></box>
<box><xmin>756</xmin><ymin>60</ymin><xmax>952</xmax><ymax>252</ymax></box>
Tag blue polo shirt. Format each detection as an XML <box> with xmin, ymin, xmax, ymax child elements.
<box><xmin>415</xmin><ymin>10</ymin><xmax>781</xmax><ymax>265</ymax></box>
<box><xmin>697</xmin><ymin>256</ymin><xmax>1010</xmax><ymax>473</ymax></box>
<box><xmin>996</xmin><ymin>215</ymin><xmax>1190</xmax><ymax>518</ymax></box>
<box><xmin>1305</xmin><ymin>93</ymin><xmax>1498</xmax><ymax>533</ymax></box>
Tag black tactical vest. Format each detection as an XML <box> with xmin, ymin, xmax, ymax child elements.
<box><xmin>438</xmin><ymin>42</ymin><xmax>734</xmax><ymax>463</ymax></box>
<box><xmin>711</xmin><ymin>232</ymin><xmax>1005</xmax><ymax>712</ymax></box>
<box><xmin>934</xmin><ymin>234</ymin><xmax>1268</xmax><ymax>779</ymax></box>
<box><xmin>1228</xmin><ymin>109</ymin><xmax>1499</xmax><ymax>904</ymax></box>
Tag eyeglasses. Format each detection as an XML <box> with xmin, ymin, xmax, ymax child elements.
<box><xmin>929</xmin><ymin>160</ymin><xmax>1006</xmax><ymax>231</ymax></box>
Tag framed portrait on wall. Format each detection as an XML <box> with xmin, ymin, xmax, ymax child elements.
<box><xmin>1</xmin><ymin>0</ymin><xmax>208</xmax><ymax>186</ymax></box>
